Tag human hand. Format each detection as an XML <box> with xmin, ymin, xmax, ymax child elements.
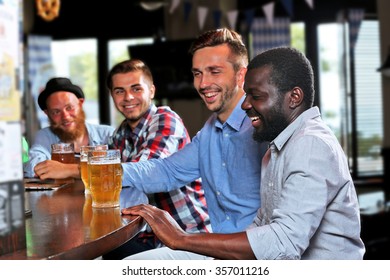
<box><xmin>34</xmin><ymin>160</ymin><xmax>79</xmax><ymax>179</ymax></box>
<box><xmin>121</xmin><ymin>204</ymin><xmax>187</xmax><ymax>249</ymax></box>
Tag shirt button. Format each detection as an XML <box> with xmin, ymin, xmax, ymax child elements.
<box><xmin>222</xmin><ymin>162</ymin><xmax>226</xmax><ymax>167</ymax></box>
<box><xmin>226</xmin><ymin>216</ymin><xmax>230</xmax><ymax>220</ymax></box>
<box><xmin>224</xmin><ymin>133</ymin><xmax>229</xmax><ymax>137</ymax></box>
<box><xmin>217</xmin><ymin>191</ymin><xmax>221</xmax><ymax>196</ymax></box>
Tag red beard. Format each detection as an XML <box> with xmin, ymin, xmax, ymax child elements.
<box><xmin>49</xmin><ymin>109</ymin><xmax>87</xmax><ymax>142</ymax></box>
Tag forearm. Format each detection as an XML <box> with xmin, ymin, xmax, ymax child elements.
<box><xmin>66</xmin><ymin>163</ymin><xmax>81</xmax><ymax>179</ymax></box>
<box><xmin>177</xmin><ymin>232</ymin><xmax>256</xmax><ymax>260</ymax></box>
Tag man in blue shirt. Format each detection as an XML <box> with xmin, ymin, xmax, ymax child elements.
<box><xmin>119</xmin><ymin>28</ymin><xmax>268</xmax><ymax>259</ymax></box>
<box><xmin>24</xmin><ymin>77</ymin><xmax>114</xmax><ymax>179</ymax></box>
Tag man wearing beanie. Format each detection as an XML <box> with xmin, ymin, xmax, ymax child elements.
<box><xmin>24</xmin><ymin>77</ymin><xmax>114</xmax><ymax>179</ymax></box>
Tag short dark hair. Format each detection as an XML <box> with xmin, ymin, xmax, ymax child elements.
<box><xmin>248</xmin><ymin>47</ymin><xmax>315</xmax><ymax>108</ymax></box>
<box><xmin>189</xmin><ymin>28</ymin><xmax>248</xmax><ymax>72</ymax></box>
<box><xmin>106</xmin><ymin>59</ymin><xmax>154</xmax><ymax>90</ymax></box>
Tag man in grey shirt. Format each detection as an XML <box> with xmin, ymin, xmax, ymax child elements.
<box><xmin>122</xmin><ymin>47</ymin><xmax>365</xmax><ymax>260</ymax></box>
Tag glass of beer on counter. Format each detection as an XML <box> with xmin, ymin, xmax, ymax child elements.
<box><xmin>88</xmin><ymin>149</ymin><xmax>122</xmax><ymax>208</ymax></box>
<box><xmin>51</xmin><ymin>143</ymin><xmax>75</xmax><ymax>184</ymax></box>
<box><xmin>80</xmin><ymin>145</ymin><xmax>108</xmax><ymax>194</ymax></box>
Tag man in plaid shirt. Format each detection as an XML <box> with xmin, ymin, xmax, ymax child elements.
<box><xmin>102</xmin><ymin>59</ymin><xmax>210</xmax><ymax>259</ymax></box>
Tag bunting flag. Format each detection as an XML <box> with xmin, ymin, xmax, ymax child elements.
<box><xmin>262</xmin><ymin>2</ymin><xmax>275</xmax><ymax>26</ymax></box>
<box><xmin>213</xmin><ymin>9</ymin><xmax>222</xmax><ymax>29</ymax></box>
<box><xmin>169</xmin><ymin>0</ymin><xmax>317</xmax><ymax>32</ymax></box>
<box><xmin>250</xmin><ymin>17</ymin><xmax>291</xmax><ymax>57</ymax></box>
<box><xmin>348</xmin><ymin>8</ymin><xmax>365</xmax><ymax>54</ymax></box>
<box><xmin>197</xmin><ymin>6</ymin><xmax>208</xmax><ymax>31</ymax></box>
<box><xmin>169</xmin><ymin>0</ymin><xmax>180</xmax><ymax>14</ymax></box>
<box><xmin>305</xmin><ymin>0</ymin><xmax>314</xmax><ymax>10</ymax></box>
<box><xmin>183</xmin><ymin>0</ymin><xmax>192</xmax><ymax>22</ymax></box>
<box><xmin>244</xmin><ymin>9</ymin><xmax>255</xmax><ymax>31</ymax></box>
<box><xmin>280</xmin><ymin>0</ymin><xmax>293</xmax><ymax>16</ymax></box>
<box><xmin>226</xmin><ymin>10</ymin><xmax>238</xmax><ymax>30</ymax></box>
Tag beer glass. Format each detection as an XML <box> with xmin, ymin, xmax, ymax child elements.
<box><xmin>51</xmin><ymin>143</ymin><xmax>75</xmax><ymax>184</ymax></box>
<box><xmin>80</xmin><ymin>145</ymin><xmax>108</xmax><ymax>194</ymax></box>
<box><xmin>88</xmin><ymin>149</ymin><xmax>122</xmax><ymax>208</ymax></box>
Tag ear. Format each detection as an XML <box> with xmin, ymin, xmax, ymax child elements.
<box><xmin>150</xmin><ymin>84</ymin><xmax>156</xmax><ymax>99</ymax></box>
<box><xmin>288</xmin><ymin>87</ymin><xmax>304</xmax><ymax>109</ymax></box>
<box><xmin>78</xmin><ymin>98</ymin><xmax>85</xmax><ymax>106</ymax></box>
<box><xmin>237</xmin><ymin>67</ymin><xmax>247</xmax><ymax>88</ymax></box>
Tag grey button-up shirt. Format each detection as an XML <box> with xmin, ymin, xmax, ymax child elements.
<box><xmin>246</xmin><ymin>107</ymin><xmax>365</xmax><ymax>259</ymax></box>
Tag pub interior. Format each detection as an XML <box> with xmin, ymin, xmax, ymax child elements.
<box><xmin>1</xmin><ymin>0</ymin><xmax>390</xmax><ymax>259</ymax></box>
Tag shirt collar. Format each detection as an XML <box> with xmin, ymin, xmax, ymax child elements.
<box><xmin>129</xmin><ymin>104</ymin><xmax>156</xmax><ymax>136</ymax></box>
<box><xmin>215</xmin><ymin>95</ymin><xmax>247</xmax><ymax>131</ymax></box>
<box><xmin>272</xmin><ymin>106</ymin><xmax>321</xmax><ymax>151</ymax></box>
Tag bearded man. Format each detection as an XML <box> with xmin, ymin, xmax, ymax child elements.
<box><xmin>24</xmin><ymin>77</ymin><xmax>114</xmax><ymax>180</ymax></box>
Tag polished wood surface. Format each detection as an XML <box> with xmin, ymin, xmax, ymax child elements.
<box><xmin>0</xmin><ymin>180</ymin><xmax>147</xmax><ymax>260</ymax></box>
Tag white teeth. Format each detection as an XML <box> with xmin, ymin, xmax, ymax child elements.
<box><xmin>125</xmin><ymin>105</ymin><xmax>136</xmax><ymax>108</ymax></box>
<box><xmin>251</xmin><ymin>116</ymin><xmax>260</xmax><ymax>122</ymax></box>
<box><xmin>205</xmin><ymin>93</ymin><xmax>217</xmax><ymax>98</ymax></box>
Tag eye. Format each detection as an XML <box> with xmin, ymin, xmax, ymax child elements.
<box><xmin>132</xmin><ymin>87</ymin><xmax>143</xmax><ymax>93</ymax></box>
<box><xmin>66</xmin><ymin>105</ymin><xmax>75</xmax><ymax>112</ymax></box>
<box><xmin>113</xmin><ymin>89</ymin><xmax>124</xmax><ymax>95</ymax></box>
<box><xmin>49</xmin><ymin>110</ymin><xmax>60</xmax><ymax>116</ymax></box>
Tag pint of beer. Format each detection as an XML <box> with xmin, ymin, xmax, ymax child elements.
<box><xmin>51</xmin><ymin>143</ymin><xmax>75</xmax><ymax>184</ymax></box>
<box><xmin>88</xmin><ymin>149</ymin><xmax>122</xmax><ymax>208</ymax></box>
<box><xmin>80</xmin><ymin>145</ymin><xmax>108</xmax><ymax>195</ymax></box>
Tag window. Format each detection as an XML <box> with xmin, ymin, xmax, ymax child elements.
<box><xmin>51</xmin><ymin>39</ymin><xmax>99</xmax><ymax>124</ymax></box>
<box><xmin>318</xmin><ymin>20</ymin><xmax>383</xmax><ymax>177</ymax></box>
<box><xmin>354</xmin><ymin>20</ymin><xmax>383</xmax><ymax>176</ymax></box>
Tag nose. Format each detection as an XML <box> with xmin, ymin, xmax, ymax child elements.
<box><xmin>198</xmin><ymin>73</ymin><xmax>212</xmax><ymax>89</ymax></box>
<box><xmin>241</xmin><ymin>95</ymin><xmax>251</xmax><ymax>111</ymax></box>
<box><xmin>124</xmin><ymin>90</ymin><xmax>135</xmax><ymax>100</ymax></box>
<box><xmin>61</xmin><ymin>108</ymin><xmax>72</xmax><ymax>118</ymax></box>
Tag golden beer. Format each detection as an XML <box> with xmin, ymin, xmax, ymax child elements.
<box><xmin>51</xmin><ymin>152</ymin><xmax>75</xmax><ymax>163</ymax></box>
<box><xmin>88</xmin><ymin>149</ymin><xmax>122</xmax><ymax>208</ymax></box>
<box><xmin>51</xmin><ymin>143</ymin><xmax>75</xmax><ymax>184</ymax></box>
<box><xmin>80</xmin><ymin>145</ymin><xmax>108</xmax><ymax>194</ymax></box>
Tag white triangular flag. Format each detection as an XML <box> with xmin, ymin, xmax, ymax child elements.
<box><xmin>169</xmin><ymin>0</ymin><xmax>181</xmax><ymax>14</ymax></box>
<box><xmin>198</xmin><ymin>6</ymin><xmax>208</xmax><ymax>30</ymax></box>
<box><xmin>262</xmin><ymin>2</ymin><xmax>275</xmax><ymax>26</ymax></box>
<box><xmin>305</xmin><ymin>0</ymin><xmax>314</xmax><ymax>10</ymax></box>
<box><xmin>226</xmin><ymin>10</ymin><xmax>238</xmax><ymax>30</ymax></box>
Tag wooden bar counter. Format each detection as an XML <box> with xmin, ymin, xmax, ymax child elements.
<box><xmin>0</xmin><ymin>180</ymin><xmax>147</xmax><ymax>260</ymax></box>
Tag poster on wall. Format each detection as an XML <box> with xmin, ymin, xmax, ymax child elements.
<box><xmin>0</xmin><ymin>0</ymin><xmax>20</xmax><ymax>122</ymax></box>
<box><xmin>0</xmin><ymin>121</ymin><xmax>23</xmax><ymax>182</ymax></box>
<box><xmin>0</xmin><ymin>0</ymin><xmax>25</xmax><ymax>256</ymax></box>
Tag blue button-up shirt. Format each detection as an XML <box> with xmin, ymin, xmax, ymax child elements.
<box><xmin>122</xmin><ymin>96</ymin><xmax>268</xmax><ymax>233</ymax></box>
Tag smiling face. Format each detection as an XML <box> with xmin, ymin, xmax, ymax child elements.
<box><xmin>191</xmin><ymin>44</ymin><xmax>246</xmax><ymax>123</ymax></box>
<box><xmin>46</xmin><ymin>91</ymin><xmax>86</xmax><ymax>142</ymax></box>
<box><xmin>242</xmin><ymin>66</ymin><xmax>290</xmax><ymax>143</ymax></box>
<box><xmin>110</xmin><ymin>70</ymin><xmax>155</xmax><ymax>129</ymax></box>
